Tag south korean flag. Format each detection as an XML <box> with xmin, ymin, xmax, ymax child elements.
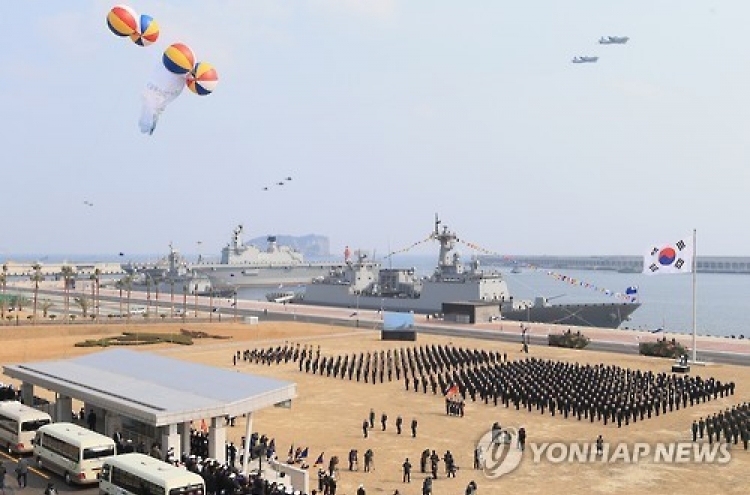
<box><xmin>644</xmin><ymin>237</ymin><xmax>694</xmax><ymax>275</ymax></box>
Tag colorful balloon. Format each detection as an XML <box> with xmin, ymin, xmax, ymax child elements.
<box><xmin>162</xmin><ymin>43</ymin><xmax>195</xmax><ymax>75</ymax></box>
<box><xmin>130</xmin><ymin>14</ymin><xmax>160</xmax><ymax>46</ymax></box>
<box><xmin>187</xmin><ymin>62</ymin><xmax>219</xmax><ymax>95</ymax></box>
<box><xmin>107</xmin><ymin>5</ymin><xmax>138</xmax><ymax>37</ymax></box>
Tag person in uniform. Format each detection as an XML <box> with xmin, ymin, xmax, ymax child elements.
<box><xmin>402</xmin><ymin>458</ymin><xmax>412</xmax><ymax>483</ymax></box>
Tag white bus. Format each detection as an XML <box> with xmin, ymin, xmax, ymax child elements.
<box><xmin>0</xmin><ymin>401</ymin><xmax>52</xmax><ymax>454</ymax></box>
<box><xmin>99</xmin><ymin>453</ymin><xmax>205</xmax><ymax>495</ymax></box>
<box><xmin>33</xmin><ymin>422</ymin><xmax>117</xmax><ymax>485</ymax></box>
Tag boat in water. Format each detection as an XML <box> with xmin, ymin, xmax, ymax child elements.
<box><xmin>190</xmin><ymin>225</ymin><xmax>344</xmax><ymax>290</ymax></box>
<box><xmin>299</xmin><ymin>218</ymin><xmax>641</xmax><ymax>329</ymax></box>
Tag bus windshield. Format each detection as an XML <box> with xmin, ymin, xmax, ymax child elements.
<box><xmin>83</xmin><ymin>445</ymin><xmax>116</xmax><ymax>460</ymax></box>
<box><xmin>21</xmin><ymin>419</ymin><xmax>51</xmax><ymax>432</ymax></box>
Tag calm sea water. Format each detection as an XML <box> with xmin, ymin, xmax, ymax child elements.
<box><xmin>242</xmin><ymin>254</ymin><xmax>750</xmax><ymax>337</ymax></box>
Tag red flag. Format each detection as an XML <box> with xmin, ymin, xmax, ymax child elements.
<box><xmin>445</xmin><ymin>384</ymin><xmax>459</xmax><ymax>397</ymax></box>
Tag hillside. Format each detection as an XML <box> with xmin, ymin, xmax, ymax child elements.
<box><xmin>247</xmin><ymin>234</ymin><xmax>330</xmax><ymax>257</ymax></box>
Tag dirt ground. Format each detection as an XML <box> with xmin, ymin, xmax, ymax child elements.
<box><xmin>0</xmin><ymin>321</ymin><xmax>747</xmax><ymax>495</ymax></box>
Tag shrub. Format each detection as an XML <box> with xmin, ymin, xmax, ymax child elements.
<box><xmin>639</xmin><ymin>338</ymin><xmax>687</xmax><ymax>358</ymax></box>
<box><xmin>74</xmin><ymin>332</ymin><xmax>194</xmax><ymax>348</ymax></box>
<box><xmin>548</xmin><ymin>330</ymin><xmax>590</xmax><ymax>349</ymax></box>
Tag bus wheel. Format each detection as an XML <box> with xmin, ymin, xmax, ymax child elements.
<box><xmin>65</xmin><ymin>472</ymin><xmax>73</xmax><ymax>485</ymax></box>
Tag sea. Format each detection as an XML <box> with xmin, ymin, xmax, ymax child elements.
<box><xmin>7</xmin><ymin>253</ymin><xmax>750</xmax><ymax>338</ymax></box>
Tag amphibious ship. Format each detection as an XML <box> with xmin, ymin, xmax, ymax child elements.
<box><xmin>300</xmin><ymin>218</ymin><xmax>640</xmax><ymax>328</ymax></box>
<box><xmin>190</xmin><ymin>225</ymin><xmax>344</xmax><ymax>290</ymax></box>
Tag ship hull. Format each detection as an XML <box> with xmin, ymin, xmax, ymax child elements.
<box><xmin>196</xmin><ymin>264</ymin><xmax>341</xmax><ymax>289</ymax></box>
<box><xmin>501</xmin><ymin>302</ymin><xmax>640</xmax><ymax>329</ymax></box>
<box><xmin>301</xmin><ymin>286</ymin><xmax>639</xmax><ymax>329</ymax></box>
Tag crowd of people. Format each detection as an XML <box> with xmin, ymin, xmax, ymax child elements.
<box><xmin>233</xmin><ymin>339</ymin><xmax>739</xmax><ymax>495</ymax></box>
<box><xmin>0</xmin><ymin>385</ymin><xmax>18</xmax><ymax>401</ymax></box>
<box><xmin>691</xmin><ymin>401</ymin><xmax>749</xmax><ymax>449</ymax></box>
<box><xmin>240</xmin><ymin>342</ymin><xmax>734</xmax><ymax>428</ymax></box>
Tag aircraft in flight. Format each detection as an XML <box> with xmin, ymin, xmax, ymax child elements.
<box><xmin>572</xmin><ymin>56</ymin><xmax>599</xmax><ymax>64</ymax></box>
<box><xmin>599</xmin><ymin>36</ymin><xmax>629</xmax><ymax>45</ymax></box>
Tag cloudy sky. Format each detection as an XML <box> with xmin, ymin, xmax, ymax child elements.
<box><xmin>2</xmin><ymin>1</ymin><xmax>748</xmax><ymax>259</ymax></box>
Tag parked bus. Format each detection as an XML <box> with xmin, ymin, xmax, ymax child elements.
<box><xmin>33</xmin><ymin>422</ymin><xmax>116</xmax><ymax>485</ymax></box>
<box><xmin>0</xmin><ymin>401</ymin><xmax>52</xmax><ymax>454</ymax></box>
<box><xmin>99</xmin><ymin>453</ymin><xmax>205</xmax><ymax>495</ymax></box>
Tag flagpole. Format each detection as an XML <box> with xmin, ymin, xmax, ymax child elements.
<box><xmin>691</xmin><ymin>228</ymin><xmax>697</xmax><ymax>364</ymax></box>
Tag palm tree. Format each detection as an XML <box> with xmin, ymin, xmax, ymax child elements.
<box><xmin>89</xmin><ymin>273</ymin><xmax>96</xmax><ymax>321</ymax></box>
<box><xmin>182</xmin><ymin>284</ymin><xmax>188</xmax><ymax>320</ymax></box>
<box><xmin>233</xmin><ymin>290</ymin><xmax>238</xmax><ymax>322</ymax></box>
<box><xmin>30</xmin><ymin>263</ymin><xmax>43</xmax><ymax>322</ymax></box>
<box><xmin>40</xmin><ymin>300</ymin><xmax>54</xmax><ymax>318</ymax></box>
<box><xmin>124</xmin><ymin>275</ymin><xmax>133</xmax><ymax>322</ymax></box>
<box><xmin>154</xmin><ymin>277</ymin><xmax>160</xmax><ymax>318</ymax></box>
<box><xmin>0</xmin><ymin>263</ymin><xmax>7</xmax><ymax>320</ymax></box>
<box><xmin>74</xmin><ymin>295</ymin><xmax>90</xmax><ymax>318</ymax></box>
<box><xmin>95</xmin><ymin>268</ymin><xmax>101</xmax><ymax>321</ymax></box>
<box><xmin>145</xmin><ymin>276</ymin><xmax>152</xmax><ymax>315</ymax></box>
<box><xmin>60</xmin><ymin>265</ymin><xmax>75</xmax><ymax>324</ymax></box>
<box><xmin>193</xmin><ymin>284</ymin><xmax>198</xmax><ymax>318</ymax></box>
<box><xmin>90</xmin><ymin>269</ymin><xmax>101</xmax><ymax>322</ymax></box>
<box><xmin>15</xmin><ymin>295</ymin><xmax>29</xmax><ymax>312</ymax></box>
<box><xmin>170</xmin><ymin>280</ymin><xmax>175</xmax><ymax>318</ymax></box>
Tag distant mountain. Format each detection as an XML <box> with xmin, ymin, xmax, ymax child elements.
<box><xmin>247</xmin><ymin>234</ymin><xmax>331</xmax><ymax>257</ymax></box>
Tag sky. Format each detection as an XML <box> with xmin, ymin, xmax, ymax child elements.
<box><xmin>2</xmin><ymin>0</ymin><xmax>749</xmax><ymax>259</ymax></box>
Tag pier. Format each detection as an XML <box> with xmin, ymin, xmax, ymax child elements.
<box><xmin>477</xmin><ymin>255</ymin><xmax>750</xmax><ymax>274</ymax></box>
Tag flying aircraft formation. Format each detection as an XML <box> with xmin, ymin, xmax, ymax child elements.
<box><xmin>106</xmin><ymin>4</ymin><xmax>219</xmax><ymax>135</ymax></box>
<box><xmin>83</xmin><ymin>200</ymin><xmax>94</xmax><ymax>207</ymax></box>
<box><xmin>572</xmin><ymin>35</ymin><xmax>629</xmax><ymax>64</ymax></box>
<box><xmin>261</xmin><ymin>176</ymin><xmax>293</xmax><ymax>191</ymax></box>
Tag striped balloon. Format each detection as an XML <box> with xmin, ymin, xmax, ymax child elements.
<box><xmin>186</xmin><ymin>62</ymin><xmax>219</xmax><ymax>95</ymax></box>
<box><xmin>162</xmin><ymin>43</ymin><xmax>196</xmax><ymax>75</ymax></box>
<box><xmin>129</xmin><ymin>14</ymin><xmax>160</xmax><ymax>46</ymax></box>
<box><xmin>107</xmin><ymin>5</ymin><xmax>138</xmax><ymax>37</ymax></box>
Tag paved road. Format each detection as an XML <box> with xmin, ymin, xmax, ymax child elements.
<box><xmin>0</xmin><ymin>452</ymin><xmax>97</xmax><ymax>494</ymax></box>
<box><xmin>10</xmin><ymin>285</ymin><xmax>750</xmax><ymax>367</ymax></box>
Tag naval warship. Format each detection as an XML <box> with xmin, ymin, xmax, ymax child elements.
<box><xmin>300</xmin><ymin>218</ymin><xmax>641</xmax><ymax>328</ymax></box>
<box><xmin>121</xmin><ymin>243</ymin><xmax>212</xmax><ymax>294</ymax></box>
<box><xmin>190</xmin><ymin>225</ymin><xmax>344</xmax><ymax>290</ymax></box>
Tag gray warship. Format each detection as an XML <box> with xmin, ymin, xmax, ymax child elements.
<box><xmin>190</xmin><ymin>225</ymin><xmax>344</xmax><ymax>290</ymax></box>
<box><xmin>300</xmin><ymin>218</ymin><xmax>640</xmax><ymax>328</ymax></box>
<box><xmin>121</xmin><ymin>244</ymin><xmax>212</xmax><ymax>294</ymax></box>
